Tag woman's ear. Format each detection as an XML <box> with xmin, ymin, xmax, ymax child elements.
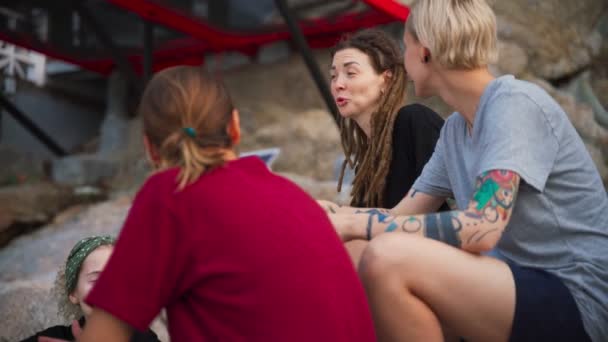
<box><xmin>68</xmin><ymin>293</ymin><xmax>79</xmax><ymax>305</ymax></box>
<box><xmin>143</xmin><ymin>135</ymin><xmax>160</xmax><ymax>169</ymax></box>
<box><xmin>381</xmin><ymin>70</ymin><xmax>393</xmax><ymax>94</ymax></box>
<box><xmin>383</xmin><ymin>70</ymin><xmax>393</xmax><ymax>82</ymax></box>
<box><xmin>227</xmin><ymin>109</ymin><xmax>241</xmax><ymax>146</ymax></box>
<box><xmin>422</xmin><ymin>47</ymin><xmax>432</xmax><ymax>64</ymax></box>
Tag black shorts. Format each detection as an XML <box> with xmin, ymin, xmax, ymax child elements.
<box><xmin>508</xmin><ymin>261</ymin><xmax>591</xmax><ymax>342</ymax></box>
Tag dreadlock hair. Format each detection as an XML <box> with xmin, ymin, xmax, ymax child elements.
<box><xmin>331</xmin><ymin>29</ymin><xmax>408</xmax><ymax>207</ymax></box>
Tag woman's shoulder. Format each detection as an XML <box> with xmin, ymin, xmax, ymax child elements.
<box><xmin>394</xmin><ymin>104</ymin><xmax>444</xmax><ymax>132</ymax></box>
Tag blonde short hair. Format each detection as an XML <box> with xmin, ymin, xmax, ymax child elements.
<box><xmin>405</xmin><ymin>0</ymin><xmax>498</xmax><ymax>69</ymax></box>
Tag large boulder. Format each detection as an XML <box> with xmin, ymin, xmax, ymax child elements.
<box><xmin>493</xmin><ymin>40</ymin><xmax>529</xmax><ymax>77</ymax></box>
<box><xmin>0</xmin><ymin>182</ymin><xmax>79</xmax><ymax>247</ymax></box>
<box><xmin>394</xmin><ymin>0</ymin><xmax>605</xmax><ymax>80</ymax></box>
<box><xmin>0</xmin><ymin>280</ymin><xmax>59</xmax><ymax>342</ymax></box>
<box><xmin>243</xmin><ymin>109</ymin><xmax>342</xmax><ymax>180</ymax></box>
<box><xmin>0</xmin><ymin>145</ymin><xmax>46</xmax><ymax>187</ymax></box>
<box><xmin>492</xmin><ymin>0</ymin><xmax>606</xmax><ymax>80</ymax></box>
<box><xmin>280</xmin><ymin>172</ymin><xmax>347</xmax><ymax>203</ymax></box>
<box><xmin>0</xmin><ymin>198</ymin><xmax>170</xmax><ymax>342</ymax></box>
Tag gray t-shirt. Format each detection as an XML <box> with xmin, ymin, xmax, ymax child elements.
<box><xmin>413</xmin><ymin>75</ymin><xmax>608</xmax><ymax>341</ymax></box>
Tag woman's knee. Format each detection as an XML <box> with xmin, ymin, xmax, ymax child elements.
<box><xmin>358</xmin><ymin>233</ymin><xmax>420</xmax><ymax>282</ymax></box>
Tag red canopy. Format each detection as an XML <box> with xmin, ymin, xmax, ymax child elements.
<box><xmin>0</xmin><ymin>0</ymin><xmax>409</xmax><ymax>75</ymax></box>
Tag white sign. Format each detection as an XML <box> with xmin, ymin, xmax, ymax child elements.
<box><xmin>0</xmin><ymin>41</ymin><xmax>46</xmax><ymax>87</ymax></box>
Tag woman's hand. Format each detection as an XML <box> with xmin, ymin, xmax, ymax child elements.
<box><xmin>317</xmin><ymin>199</ymin><xmax>341</xmax><ymax>214</ymax></box>
<box><xmin>327</xmin><ymin>213</ymin><xmax>358</xmax><ymax>242</ymax></box>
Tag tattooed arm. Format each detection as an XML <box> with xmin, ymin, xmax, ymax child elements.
<box><xmin>318</xmin><ymin>188</ymin><xmax>444</xmax><ymax>215</ymax></box>
<box><xmin>329</xmin><ymin>170</ymin><xmax>520</xmax><ymax>253</ymax></box>
<box><xmin>317</xmin><ymin>200</ymin><xmax>389</xmax><ymax>214</ymax></box>
<box><xmin>391</xmin><ymin>188</ymin><xmax>447</xmax><ymax>215</ymax></box>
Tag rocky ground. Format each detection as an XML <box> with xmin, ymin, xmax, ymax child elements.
<box><xmin>1</xmin><ymin>1</ymin><xmax>608</xmax><ymax>340</ymax></box>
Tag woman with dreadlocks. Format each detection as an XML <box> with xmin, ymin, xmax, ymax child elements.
<box><xmin>21</xmin><ymin>235</ymin><xmax>160</xmax><ymax>342</ymax></box>
<box><xmin>328</xmin><ymin>28</ymin><xmax>447</xmax><ymax>210</ymax></box>
<box><xmin>325</xmin><ymin>29</ymin><xmax>447</xmax><ymax>264</ymax></box>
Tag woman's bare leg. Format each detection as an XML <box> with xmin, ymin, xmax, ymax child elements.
<box><xmin>359</xmin><ymin>233</ymin><xmax>515</xmax><ymax>342</ymax></box>
<box><xmin>344</xmin><ymin>240</ymin><xmax>368</xmax><ymax>268</ymax></box>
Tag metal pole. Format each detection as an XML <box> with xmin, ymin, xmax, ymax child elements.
<box><xmin>143</xmin><ymin>19</ymin><xmax>154</xmax><ymax>84</ymax></box>
<box><xmin>273</xmin><ymin>0</ymin><xmax>340</xmax><ymax>125</ymax></box>
<box><xmin>0</xmin><ymin>93</ymin><xmax>67</xmax><ymax>156</ymax></box>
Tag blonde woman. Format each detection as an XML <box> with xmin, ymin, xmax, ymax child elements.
<box><xmin>328</xmin><ymin>0</ymin><xmax>608</xmax><ymax>340</ymax></box>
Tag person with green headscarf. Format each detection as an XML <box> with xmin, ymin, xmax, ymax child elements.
<box><xmin>20</xmin><ymin>236</ymin><xmax>160</xmax><ymax>342</ymax></box>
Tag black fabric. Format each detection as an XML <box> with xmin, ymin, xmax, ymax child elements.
<box><xmin>20</xmin><ymin>316</ymin><xmax>161</xmax><ymax>342</ymax></box>
<box><xmin>507</xmin><ymin>261</ymin><xmax>591</xmax><ymax>342</ymax></box>
<box><xmin>382</xmin><ymin>104</ymin><xmax>449</xmax><ymax>210</ymax></box>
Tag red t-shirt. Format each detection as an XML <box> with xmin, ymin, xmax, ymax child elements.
<box><xmin>87</xmin><ymin>157</ymin><xmax>375</xmax><ymax>341</ymax></box>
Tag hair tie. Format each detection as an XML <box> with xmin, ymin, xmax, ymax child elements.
<box><xmin>183</xmin><ymin>127</ymin><xmax>197</xmax><ymax>138</ymax></box>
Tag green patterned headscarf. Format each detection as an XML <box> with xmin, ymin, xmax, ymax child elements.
<box><xmin>65</xmin><ymin>235</ymin><xmax>116</xmax><ymax>294</ymax></box>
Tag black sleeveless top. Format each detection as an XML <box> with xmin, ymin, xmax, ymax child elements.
<box><xmin>357</xmin><ymin>104</ymin><xmax>449</xmax><ymax>211</ymax></box>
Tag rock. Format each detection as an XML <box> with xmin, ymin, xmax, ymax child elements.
<box><xmin>0</xmin><ymin>145</ymin><xmax>46</xmax><ymax>187</ymax></box>
<box><xmin>243</xmin><ymin>109</ymin><xmax>342</xmax><ymax>180</ymax></box>
<box><xmin>51</xmin><ymin>154</ymin><xmax>119</xmax><ymax>186</ymax></box>
<box><xmin>492</xmin><ymin>0</ymin><xmax>606</xmax><ymax>79</ymax></box>
<box><xmin>0</xmin><ymin>182</ymin><xmax>78</xmax><ymax>247</ymax></box>
<box><xmin>494</xmin><ymin>40</ymin><xmax>529</xmax><ymax>77</ymax></box>
<box><xmin>563</xmin><ymin>71</ymin><xmax>608</xmax><ymax>129</ymax></box>
<box><xmin>0</xmin><ymin>198</ymin><xmax>169</xmax><ymax>341</ymax></box>
<box><xmin>51</xmin><ymin>205</ymin><xmax>87</xmax><ymax>226</ymax></box>
<box><xmin>107</xmin><ymin>117</ymin><xmax>152</xmax><ymax>193</ymax></box>
<box><xmin>0</xmin><ymin>199</ymin><xmax>128</xmax><ymax>341</ymax></box>
<box><xmin>591</xmin><ymin>78</ymin><xmax>608</xmax><ymax>110</ymax></box>
<box><xmin>223</xmin><ymin>49</ymin><xmax>330</xmax><ymax>119</ymax></box>
<box><xmin>0</xmin><ymin>282</ymin><xmax>169</xmax><ymax>342</ymax></box>
<box><xmin>98</xmin><ymin>71</ymin><xmax>131</xmax><ymax>156</ymax></box>
<box><xmin>0</xmin><ymin>200</ymin><xmax>129</xmax><ymax>283</ymax></box>
<box><xmin>256</xmin><ymin>41</ymin><xmax>291</xmax><ymax>65</ymax></box>
<box><xmin>538</xmin><ymin>81</ymin><xmax>608</xmax><ymax>149</ymax></box>
<box><xmin>0</xmin><ymin>280</ymin><xmax>60</xmax><ymax>342</ymax></box>
<box><xmin>205</xmin><ymin>52</ymin><xmax>251</xmax><ymax>72</ymax></box>
<box><xmin>280</xmin><ymin>172</ymin><xmax>342</xmax><ymax>203</ymax></box>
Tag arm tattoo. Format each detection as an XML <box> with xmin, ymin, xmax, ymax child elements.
<box><xmin>374</xmin><ymin>170</ymin><xmax>518</xmax><ymax>248</ymax></box>
<box><xmin>356</xmin><ymin>209</ymin><xmax>397</xmax><ymax>240</ymax></box>
<box><xmin>402</xmin><ymin>170</ymin><xmax>517</xmax><ymax>248</ymax></box>
<box><xmin>401</xmin><ymin>216</ymin><xmax>423</xmax><ymax>233</ymax></box>
<box><xmin>472</xmin><ymin>170</ymin><xmax>518</xmax><ymax>222</ymax></box>
<box><xmin>423</xmin><ymin>212</ymin><xmax>462</xmax><ymax>247</ymax></box>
